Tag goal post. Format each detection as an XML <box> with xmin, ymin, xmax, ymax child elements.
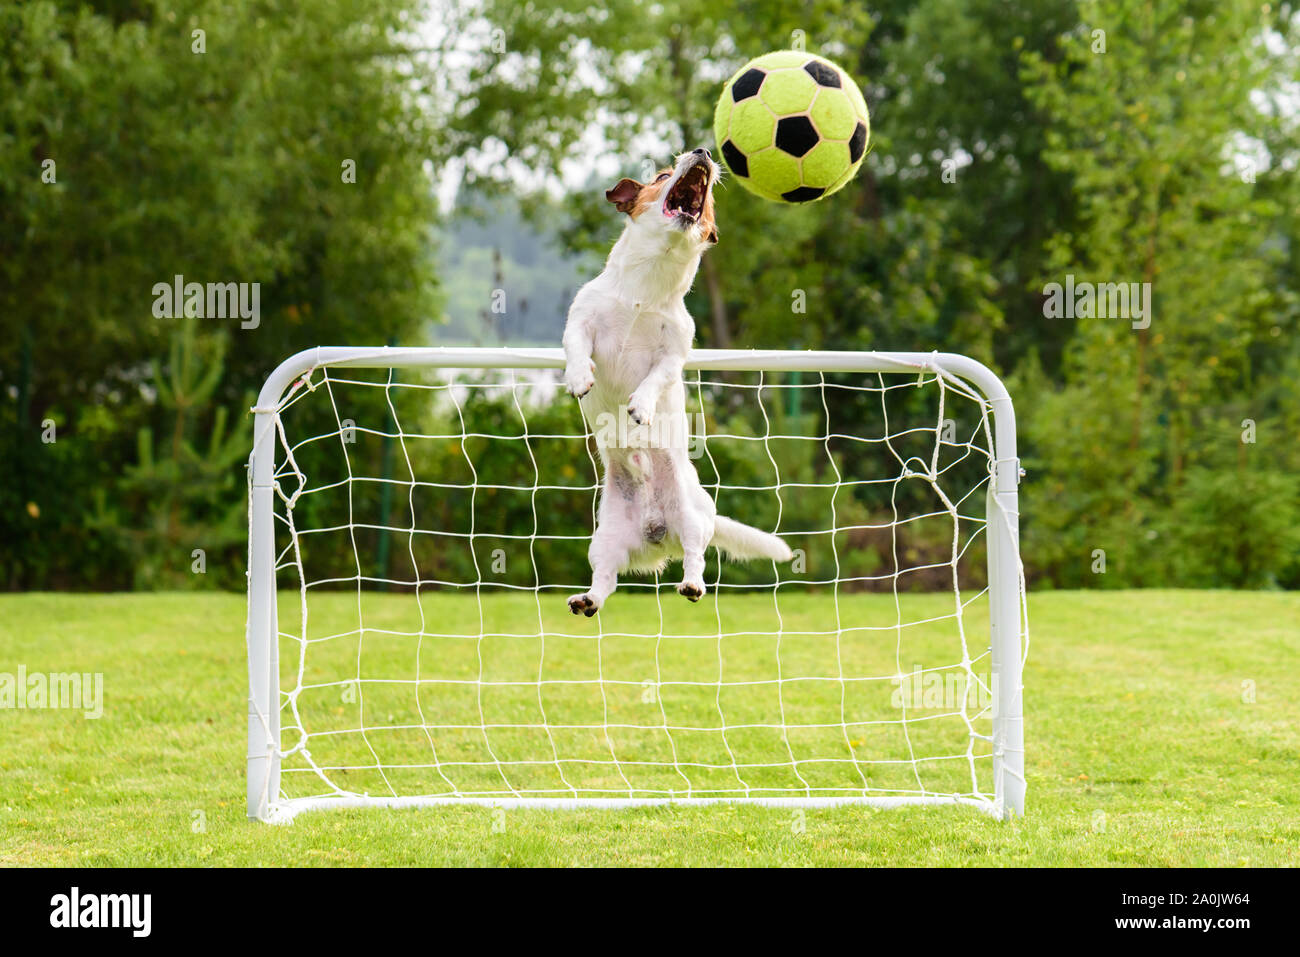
<box><xmin>246</xmin><ymin>346</ymin><xmax>1027</xmax><ymax>823</ymax></box>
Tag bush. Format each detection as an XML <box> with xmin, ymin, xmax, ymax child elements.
<box><xmin>1163</xmin><ymin>468</ymin><xmax>1300</xmax><ymax>588</ymax></box>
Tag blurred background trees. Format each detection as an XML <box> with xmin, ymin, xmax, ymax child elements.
<box><xmin>1</xmin><ymin>0</ymin><xmax>443</xmax><ymax>587</ymax></box>
<box><xmin>2</xmin><ymin>0</ymin><xmax>1297</xmax><ymax>590</ymax></box>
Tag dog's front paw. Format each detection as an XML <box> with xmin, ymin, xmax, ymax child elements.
<box><xmin>627</xmin><ymin>393</ymin><xmax>653</xmax><ymax>427</ymax></box>
<box><xmin>677</xmin><ymin>580</ymin><xmax>706</xmax><ymax>602</ymax></box>
<box><xmin>567</xmin><ymin>593</ymin><xmax>600</xmax><ymax>617</ymax></box>
<box><xmin>565</xmin><ymin>360</ymin><xmax>595</xmax><ymax>398</ymax></box>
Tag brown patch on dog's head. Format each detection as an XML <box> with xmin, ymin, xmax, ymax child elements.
<box><xmin>605</xmin><ymin>177</ymin><xmax>643</xmax><ymax>214</ymax></box>
<box><xmin>606</xmin><ymin>168</ymin><xmax>674</xmax><ymax>218</ymax></box>
<box><xmin>606</xmin><ymin>157</ymin><xmax>719</xmax><ymax>245</ymax></box>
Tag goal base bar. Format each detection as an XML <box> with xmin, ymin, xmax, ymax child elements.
<box><xmin>256</xmin><ymin>794</ymin><xmax>1007</xmax><ymax>824</ymax></box>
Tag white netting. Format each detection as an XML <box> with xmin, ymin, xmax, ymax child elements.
<box><xmin>256</xmin><ymin>358</ymin><xmax>1025</xmax><ymax>811</ymax></box>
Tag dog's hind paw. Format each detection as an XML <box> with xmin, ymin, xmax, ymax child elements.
<box><xmin>567</xmin><ymin>593</ymin><xmax>600</xmax><ymax>617</ymax></box>
<box><xmin>677</xmin><ymin>580</ymin><xmax>706</xmax><ymax>602</ymax></box>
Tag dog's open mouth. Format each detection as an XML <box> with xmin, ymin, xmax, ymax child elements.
<box><xmin>664</xmin><ymin>164</ymin><xmax>709</xmax><ymax>223</ymax></box>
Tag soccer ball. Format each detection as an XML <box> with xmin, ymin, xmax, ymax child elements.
<box><xmin>713</xmin><ymin>50</ymin><xmax>870</xmax><ymax>203</ymax></box>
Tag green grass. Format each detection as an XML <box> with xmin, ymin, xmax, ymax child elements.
<box><xmin>274</xmin><ymin>589</ymin><xmax>1000</xmax><ymax>804</ymax></box>
<box><xmin>1</xmin><ymin>590</ymin><xmax>1297</xmax><ymax>866</ymax></box>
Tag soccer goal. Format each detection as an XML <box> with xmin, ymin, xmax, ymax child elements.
<box><xmin>246</xmin><ymin>346</ymin><xmax>1027</xmax><ymax>822</ymax></box>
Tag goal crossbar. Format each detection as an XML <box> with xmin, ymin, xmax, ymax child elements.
<box><xmin>246</xmin><ymin>347</ymin><xmax>1026</xmax><ymax>823</ymax></box>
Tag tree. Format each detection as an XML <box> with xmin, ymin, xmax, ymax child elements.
<box><xmin>1020</xmin><ymin>0</ymin><xmax>1297</xmax><ymax>585</ymax></box>
<box><xmin>94</xmin><ymin>317</ymin><xmax>248</xmax><ymax>589</ymax></box>
<box><xmin>0</xmin><ymin>0</ymin><xmax>446</xmax><ymax>588</ymax></box>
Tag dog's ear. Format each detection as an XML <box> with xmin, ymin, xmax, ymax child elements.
<box><xmin>605</xmin><ymin>178</ymin><xmax>643</xmax><ymax>214</ymax></box>
<box><xmin>705</xmin><ymin>224</ymin><xmax>719</xmax><ymax>245</ymax></box>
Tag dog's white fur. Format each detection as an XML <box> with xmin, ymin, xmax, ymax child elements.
<box><xmin>562</xmin><ymin>149</ymin><xmax>793</xmax><ymax>616</ymax></box>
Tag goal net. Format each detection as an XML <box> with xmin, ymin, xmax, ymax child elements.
<box><xmin>246</xmin><ymin>347</ymin><xmax>1027</xmax><ymax>822</ymax></box>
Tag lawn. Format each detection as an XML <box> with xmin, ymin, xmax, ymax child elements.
<box><xmin>1</xmin><ymin>590</ymin><xmax>1297</xmax><ymax>866</ymax></box>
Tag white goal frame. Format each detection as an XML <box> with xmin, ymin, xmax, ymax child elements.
<box><xmin>246</xmin><ymin>346</ymin><xmax>1026</xmax><ymax>822</ymax></box>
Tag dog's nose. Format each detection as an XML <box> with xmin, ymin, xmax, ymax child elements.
<box><xmin>693</xmin><ymin>147</ymin><xmax>710</xmax><ymax>158</ymax></box>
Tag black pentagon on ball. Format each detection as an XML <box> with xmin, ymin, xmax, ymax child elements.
<box><xmin>731</xmin><ymin>68</ymin><xmax>765</xmax><ymax>101</ymax></box>
<box><xmin>775</xmin><ymin>116</ymin><xmax>819</xmax><ymax>157</ymax></box>
<box><xmin>803</xmin><ymin>60</ymin><xmax>842</xmax><ymax>88</ymax></box>
<box><xmin>849</xmin><ymin>122</ymin><xmax>868</xmax><ymax>162</ymax></box>
<box><xmin>782</xmin><ymin>186</ymin><xmax>826</xmax><ymax>203</ymax></box>
<box><xmin>720</xmin><ymin>140</ymin><xmax>749</xmax><ymax>177</ymax></box>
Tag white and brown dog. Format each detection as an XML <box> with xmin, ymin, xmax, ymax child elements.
<box><xmin>562</xmin><ymin>148</ymin><xmax>793</xmax><ymax>616</ymax></box>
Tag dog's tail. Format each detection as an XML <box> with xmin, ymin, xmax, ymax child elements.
<box><xmin>711</xmin><ymin>515</ymin><xmax>793</xmax><ymax>563</ymax></box>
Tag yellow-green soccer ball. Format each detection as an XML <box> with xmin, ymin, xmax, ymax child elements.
<box><xmin>713</xmin><ymin>50</ymin><xmax>870</xmax><ymax>203</ymax></box>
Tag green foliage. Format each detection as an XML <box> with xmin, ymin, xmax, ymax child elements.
<box><xmin>0</xmin><ymin>0</ymin><xmax>443</xmax><ymax>588</ymax></box>
<box><xmin>452</xmin><ymin>0</ymin><xmax>1298</xmax><ymax>592</ymax></box>
<box><xmin>1018</xmin><ymin>0</ymin><xmax>1298</xmax><ymax>588</ymax></box>
<box><xmin>882</xmin><ymin>0</ymin><xmax>1083</xmax><ymax>372</ymax></box>
<box><xmin>0</xmin><ymin>405</ymin><xmax>132</xmax><ymax>591</ymax></box>
<box><xmin>4</xmin><ymin>0</ymin><xmax>1299</xmax><ymax>591</ymax></box>
<box><xmin>93</xmin><ymin>318</ymin><xmax>249</xmax><ymax>589</ymax></box>
<box><xmin>1163</xmin><ymin>468</ymin><xmax>1300</xmax><ymax>588</ymax></box>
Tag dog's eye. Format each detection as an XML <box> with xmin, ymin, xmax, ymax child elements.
<box><xmin>655</xmin><ymin>172</ymin><xmax>670</xmax><ymax>182</ymax></box>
